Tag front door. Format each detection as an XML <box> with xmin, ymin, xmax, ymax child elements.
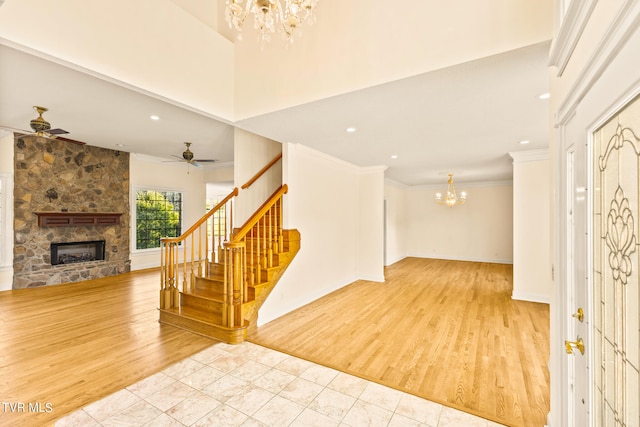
<box><xmin>590</xmin><ymin>95</ymin><xmax>640</xmax><ymax>426</ymax></box>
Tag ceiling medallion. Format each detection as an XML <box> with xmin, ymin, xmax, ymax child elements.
<box><xmin>225</xmin><ymin>0</ymin><xmax>320</xmax><ymax>44</ymax></box>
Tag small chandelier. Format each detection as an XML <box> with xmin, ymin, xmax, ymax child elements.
<box><xmin>225</xmin><ymin>0</ymin><xmax>320</xmax><ymax>44</ymax></box>
<box><xmin>435</xmin><ymin>174</ymin><xmax>467</xmax><ymax>208</ymax></box>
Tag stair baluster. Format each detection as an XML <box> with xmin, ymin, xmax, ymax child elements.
<box><xmin>159</xmin><ymin>182</ymin><xmax>299</xmax><ymax>343</ymax></box>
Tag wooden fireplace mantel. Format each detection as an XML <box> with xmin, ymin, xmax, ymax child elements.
<box><xmin>34</xmin><ymin>212</ymin><xmax>123</xmax><ymax>227</ymax></box>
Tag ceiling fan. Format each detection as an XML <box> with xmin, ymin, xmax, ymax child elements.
<box><xmin>0</xmin><ymin>105</ymin><xmax>85</xmax><ymax>145</ymax></box>
<box><xmin>170</xmin><ymin>142</ymin><xmax>217</xmax><ymax>167</ymax></box>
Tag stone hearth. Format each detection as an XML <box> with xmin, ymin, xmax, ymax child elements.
<box><xmin>13</xmin><ymin>135</ymin><xmax>130</xmax><ymax>288</ymax></box>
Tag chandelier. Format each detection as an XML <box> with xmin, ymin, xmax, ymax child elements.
<box><xmin>435</xmin><ymin>174</ymin><xmax>467</xmax><ymax>208</ymax></box>
<box><xmin>225</xmin><ymin>0</ymin><xmax>320</xmax><ymax>44</ymax></box>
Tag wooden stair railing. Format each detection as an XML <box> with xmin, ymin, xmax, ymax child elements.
<box><xmin>241</xmin><ymin>153</ymin><xmax>282</xmax><ymax>190</ymax></box>
<box><xmin>159</xmin><ymin>152</ymin><xmax>296</xmax><ymax>343</ymax></box>
<box><xmin>160</xmin><ymin>187</ymin><xmax>238</xmax><ymax>310</ymax></box>
<box><xmin>222</xmin><ymin>184</ymin><xmax>288</xmax><ymax>329</ymax></box>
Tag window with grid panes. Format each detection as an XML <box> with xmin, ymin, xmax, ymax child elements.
<box><xmin>135</xmin><ymin>189</ymin><xmax>183</xmax><ymax>250</ymax></box>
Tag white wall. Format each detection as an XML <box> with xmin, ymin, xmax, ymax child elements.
<box><xmin>169</xmin><ymin>0</ymin><xmax>218</xmax><ymax>31</ymax></box>
<box><xmin>384</xmin><ymin>180</ymin><xmax>409</xmax><ymax>266</ymax></box>
<box><xmin>233</xmin><ymin>128</ymin><xmax>282</xmax><ymax>226</ymax></box>
<box><xmin>129</xmin><ymin>154</ymin><xmax>206</xmax><ymax>270</ymax></box>
<box><xmin>0</xmin><ymin>1</ymin><xmax>551</xmax><ymax>123</ymax></box>
<box><xmin>204</xmin><ymin>166</ymin><xmax>233</xmax><ymax>185</ymax></box>
<box><xmin>259</xmin><ymin>143</ymin><xmax>386</xmax><ymax>325</ymax></box>
<box><xmin>232</xmin><ymin>0</ymin><xmax>553</xmax><ymax>119</ymax></box>
<box><xmin>0</xmin><ymin>132</ymin><xmax>13</xmax><ymax>290</ymax></box>
<box><xmin>404</xmin><ymin>182</ymin><xmax>513</xmax><ymax>264</ymax></box>
<box><xmin>0</xmin><ymin>0</ymin><xmax>234</xmax><ymax>120</ymax></box>
<box><xmin>510</xmin><ymin>150</ymin><xmax>550</xmax><ymax>303</ymax></box>
<box><xmin>357</xmin><ymin>169</ymin><xmax>386</xmax><ymax>281</ymax></box>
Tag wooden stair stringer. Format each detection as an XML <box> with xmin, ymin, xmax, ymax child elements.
<box><xmin>243</xmin><ymin>229</ymin><xmax>300</xmax><ymax>333</ymax></box>
<box><xmin>158</xmin><ymin>229</ymin><xmax>300</xmax><ymax>343</ymax></box>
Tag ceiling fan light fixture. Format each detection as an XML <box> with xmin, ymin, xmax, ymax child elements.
<box><xmin>30</xmin><ymin>106</ymin><xmax>51</xmax><ymax>135</ymax></box>
<box><xmin>182</xmin><ymin>142</ymin><xmax>195</xmax><ymax>162</ymax></box>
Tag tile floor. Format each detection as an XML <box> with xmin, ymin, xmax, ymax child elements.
<box><xmin>55</xmin><ymin>342</ymin><xmax>505</xmax><ymax>427</ymax></box>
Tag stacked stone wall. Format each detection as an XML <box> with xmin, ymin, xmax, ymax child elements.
<box><xmin>13</xmin><ymin>135</ymin><xmax>130</xmax><ymax>288</ymax></box>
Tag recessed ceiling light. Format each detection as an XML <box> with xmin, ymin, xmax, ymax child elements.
<box><xmin>391</xmin><ymin>155</ymin><xmax>398</xmax><ymax>159</ymax></box>
<box><xmin>150</xmin><ymin>115</ymin><xmax>160</xmax><ymax>121</ymax></box>
<box><xmin>345</xmin><ymin>127</ymin><xmax>357</xmax><ymax>133</ymax></box>
<box><xmin>519</xmin><ymin>140</ymin><xmax>530</xmax><ymax>145</ymax></box>
<box><xmin>538</xmin><ymin>93</ymin><xmax>550</xmax><ymax>100</ymax></box>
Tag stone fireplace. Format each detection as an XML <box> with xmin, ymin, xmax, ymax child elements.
<box><xmin>13</xmin><ymin>135</ymin><xmax>131</xmax><ymax>288</ymax></box>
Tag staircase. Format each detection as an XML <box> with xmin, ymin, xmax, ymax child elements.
<box><xmin>158</xmin><ymin>180</ymin><xmax>300</xmax><ymax>344</ymax></box>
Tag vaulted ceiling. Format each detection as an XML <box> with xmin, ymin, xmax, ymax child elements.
<box><xmin>0</xmin><ymin>1</ymin><xmax>552</xmax><ymax>186</ymax></box>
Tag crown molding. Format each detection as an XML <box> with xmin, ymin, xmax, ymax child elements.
<box><xmin>509</xmin><ymin>149</ymin><xmax>549</xmax><ymax>163</ymax></box>
<box><xmin>555</xmin><ymin>0</ymin><xmax>640</xmax><ymax>126</ymax></box>
<box><xmin>408</xmin><ymin>180</ymin><xmax>512</xmax><ymax>191</ymax></box>
<box><xmin>549</xmin><ymin>0</ymin><xmax>598</xmax><ymax>77</ymax></box>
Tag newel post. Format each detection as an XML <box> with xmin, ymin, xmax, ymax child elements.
<box><xmin>160</xmin><ymin>240</ymin><xmax>176</xmax><ymax>309</ymax></box>
<box><xmin>224</xmin><ymin>241</ymin><xmax>246</xmax><ymax>328</ymax></box>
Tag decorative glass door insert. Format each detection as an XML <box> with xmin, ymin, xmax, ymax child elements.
<box><xmin>593</xmin><ymin>94</ymin><xmax>640</xmax><ymax>426</ymax></box>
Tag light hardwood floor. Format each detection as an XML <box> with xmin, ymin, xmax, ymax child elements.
<box><xmin>249</xmin><ymin>258</ymin><xmax>550</xmax><ymax>427</ymax></box>
<box><xmin>0</xmin><ymin>270</ymin><xmax>215</xmax><ymax>427</ymax></box>
<box><xmin>0</xmin><ymin>258</ymin><xmax>549</xmax><ymax>427</ymax></box>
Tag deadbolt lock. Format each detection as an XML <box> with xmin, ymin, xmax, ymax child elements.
<box><xmin>572</xmin><ymin>308</ymin><xmax>584</xmax><ymax>322</ymax></box>
<box><xmin>565</xmin><ymin>337</ymin><xmax>585</xmax><ymax>355</ymax></box>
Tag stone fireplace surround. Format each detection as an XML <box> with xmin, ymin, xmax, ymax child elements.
<box><xmin>13</xmin><ymin>135</ymin><xmax>131</xmax><ymax>289</ymax></box>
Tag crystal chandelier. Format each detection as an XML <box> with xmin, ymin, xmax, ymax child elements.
<box><xmin>225</xmin><ymin>0</ymin><xmax>320</xmax><ymax>44</ymax></box>
<box><xmin>435</xmin><ymin>174</ymin><xmax>467</xmax><ymax>208</ymax></box>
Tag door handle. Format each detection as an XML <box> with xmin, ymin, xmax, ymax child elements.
<box><xmin>565</xmin><ymin>337</ymin><xmax>584</xmax><ymax>355</ymax></box>
<box><xmin>572</xmin><ymin>308</ymin><xmax>584</xmax><ymax>322</ymax></box>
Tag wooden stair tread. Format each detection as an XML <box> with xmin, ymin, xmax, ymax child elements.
<box><xmin>161</xmin><ymin>305</ymin><xmax>221</xmax><ymax>323</ymax></box>
<box><xmin>184</xmin><ymin>287</ymin><xmax>225</xmax><ymax>301</ymax></box>
<box><xmin>160</xmin><ymin>227</ymin><xmax>300</xmax><ymax>344</ymax></box>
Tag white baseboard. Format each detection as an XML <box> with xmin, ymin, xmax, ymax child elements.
<box><xmin>408</xmin><ymin>253</ymin><xmax>513</xmax><ymax>265</ymax></box>
<box><xmin>358</xmin><ymin>274</ymin><xmax>385</xmax><ymax>283</ymax></box>
<box><xmin>512</xmin><ymin>290</ymin><xmax>550</xmax><ymax>304</ymax></box>
<box><xmin>385</xmin><ymin>255</ymin><xmax>407</xmax><ymax>267</ymax></box>
<box><xmin>0</xmin><ymin>266</ymin><xmax>13</xmax><ymax>291</ymax></box>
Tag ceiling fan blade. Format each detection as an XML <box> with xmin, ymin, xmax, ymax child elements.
<box><xmin>193</xmin><ymin>159</ymin><xmax>217</xmax><ymax>163</ymax></box>
<box><xmin>1</xmin><ymin>125</ymin><xmax>84</xmax><ymax>144</ymax></box>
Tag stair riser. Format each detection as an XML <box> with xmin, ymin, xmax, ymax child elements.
<box><xmin>194</xmin><ymin>277</ymin><xmax>225</xmax><ymax>295</ymax></box>
<box><xmin>181</xmin><ymin>293</ymin><xmax>224</xmax><ymax>317</ymax></box>
<box><xmin>160</xmin><ymin>228</ymin><xmax>300</xmax><ymax>345</ymax></box>
<box><xmin>159</xmin><ymin>310</ymin><xmax>246</xmax><ymax>344</ymax></box>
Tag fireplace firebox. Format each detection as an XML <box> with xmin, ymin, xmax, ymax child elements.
<box><xmin>50</xmin><ymin>240</ymin><xmax>106</xmax><ymax>265</ymax></box>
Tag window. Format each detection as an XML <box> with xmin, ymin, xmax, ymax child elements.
<box><xmin>135</xmin><ymin>189</ymin><xmax>183</xmax><ymax>250</ymax></box>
